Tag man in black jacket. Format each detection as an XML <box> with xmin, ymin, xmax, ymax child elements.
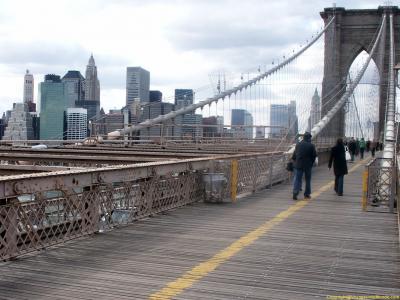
<box><xmin>328</xmin><ymin>138</ymin><xmax>348</xmax><ymax>196</ymax></box>
<box><xmin>292</xmin><ymin>132</ymin><xmax>317</xmax><ymax>200</ymax></box>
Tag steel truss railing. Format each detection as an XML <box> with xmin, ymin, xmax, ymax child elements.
<box><xmin>363</xmin><ymin>157</ymin><xmax>396</xmax><ymax>213</ymax></box>
<box><xmin>0</xmin><ymin>152</ymin><xmax>290</xmax><ymax>260</ymax></box>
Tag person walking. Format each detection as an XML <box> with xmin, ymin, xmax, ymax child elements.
<box><xmin>328</xmin><ymin>138</ymin><xmax>348</xmax><ymax>196</ymax></box>
<box><xmin>355</xmin><ymin>138</ymin><xmax>360</xmax><ymax>157</ymax></box>
<box><xmin>359</xmin><ymin>137</ymin><xmax>366</xmax><ymax>159</ymax></box>
<box><xmin>348</xmin><ymin>137</ymin><xmax>356</xmax><ymax>161</ymax></box>
<box><xmin>366</xmin><ymin>139</ymin><xmax>371</xmax><ymax>152</ymax></box>
<box><xmin>292</xmin><ymin>132</ymin><xmax>317</xmax><ymax>200</ymax></box>
<box><xmin>371</xmin><ymin>140</ymin><xmax>376</xmax><ymax>157</ymax></box>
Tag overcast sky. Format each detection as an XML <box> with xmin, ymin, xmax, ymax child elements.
<box><xmin>0</xmin><ymin>0</ymin><xmax>387</xmax><ymax>114</ymax></box>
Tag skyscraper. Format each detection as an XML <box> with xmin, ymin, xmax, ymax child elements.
<box><xmin>3</xmin><ymin>103</ymin><xmax>34</xmax><ymax>141</ymax></box>
<box><xmin>62</xmin><ymin>70</ymin><xmax>85</xmax><ymax>108</ymax></box>
<box><xmin>231</xmin><ymin>109</ymin><xmax>253</xmax><ymax>139</ymax></box>
<box><xmin>126</xmin><ymin>67</ymin><xmax>150</xmax><ymax>105</ymax></box>
<box><xmin>23</xmin><ymin>70</ymin><xmax>34</xmax><ymax>103</ymax></box>
<box><xmin>38</xmin><ymin>74</ymin><xmax>67</xmax><ymax>140</ymax></box>
<box><xmin>270</xmin><ymin>104</ymin><xmax>289</xmax><ymax>138</ymax></box>
<box><xmin>173</xmin><ymin>89</ymin><xmax>196</xmax><ymax>138</ymax></box>
<box><xmin>174</xmin><ymin>89</ymin><xmax>194</xmax><ymax>109</ymax></box>
<box><xmin>309</xmin><ymin>88</ymin><xmax>321</xmax><ymax>130</ymax></box>
<box><xmin>82</xmin><ymin>54</ymin><xmax>100</xmax><ymax>120</ymax></box>
<box><xmin>66</xmin><ymin>108</ymin><xmax>87</xmax><ymax>140</ymax></box>
<box><xmin>270</xmin><ymin>102</ymin><xmax>298</xmax><ymax>138</ymax></box>
<box><xmin>149</xmin><ymin>90</ymin><xmax>162</xmax><ymax>102</ymax></box>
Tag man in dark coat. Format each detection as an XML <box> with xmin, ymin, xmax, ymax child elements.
<box><xmin>348</xmin><ymin>137</ymin><xmax>356</xmax><ymax>161</ymax></box>
<box><xmin>328</xmin><ymin>138</ymin><xmax>348</xmax><ymax>196</ymax></box>
<box><xmin>291</xmin><ymin>132</ymin><xmax>317</xmax><ymax>200</ymax></box>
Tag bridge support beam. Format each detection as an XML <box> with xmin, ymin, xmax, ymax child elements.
<box><xmin>321</xmin><ymin>6</ymin><xmax>400</xmax><ymax>139</ymax></box>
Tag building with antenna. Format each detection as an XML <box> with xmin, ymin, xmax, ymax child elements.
<box><xmin>78</xmin><ymin>54</ymin><xmax>100</xmax><ymax>120</ymax></box>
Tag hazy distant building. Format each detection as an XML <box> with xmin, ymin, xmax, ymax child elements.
<box><xmin>94</xmin><ymin>108</ymin><xmax>121</xmax><ymax>136</ymax></box>
<box><xmin>38</xmin><ymin>74</ymin><xmax>67</xmax><ymax>140</ymax></box>
<box><xmin>270</xmin><ymin>102</ymin><xmax>298</xmax><ymax>138</ymax></box>
<box><xmin>0</xmin><ymin>118</ymin><xmax>5</xmax><ymax>140</ymax></box>
<box><xmin>256</xmin><ymin>127</ymin><xmax>265</xmax><ymax>138</ymax></box>
<box><xmin>149</xmin><ymin>90</ymin><xmax>162</xmax><ymax>102</ymax></box>
<box><xmin>203</xmin><ymin>116</ymin><xmax>224</xmax><ymax>137</ymax></box>
<box><xmin>175</xmin><ymin>89</ymin><xmax>194</xmax><ymax>109</ymax></box>
<box><xmin>3</xmin><ymin>103</ymin><xmax>34</xmax><ymax>141</ymax></box>
<box><xmin>82</xmin><ymin>54</ymin><xmax>100</xmax><ymax>120</ymax></box>
<box><xmin>66</xmin><ymin>108</ymin><xmax>87</xmax><ymax>140</ymax></box>
<box><xmin>126</xmin><ymin>67</ymin><xmax>150</xmax><ymax>106</ymax></box>
<box><xmin>62</xmin><ymin>70</ymin><xmax>85</xmax><ymax>108</ymax></box>
<box><xmin>182</xmin><ymin>114</ymin><xmax>203</xmax><ymax>140</ymax></box>
<box><xmin>308</xmin><ymin>88</ymin><xmax>321</xmax><ymax>131</ymax></box>
<box><xmin>288</xmin><ymin>101</ymin><xmax>298</xmax><ymax>137</ymax></box>
<box><xmin>141</xmin><ymin>102</ymin><xmax>174</xmax><ymax>139</ymax></box>
<box><xmin>231</xmin><ymin>109</ymin><xmax>253</xmax><ymax>139</ymax></box>
<box><xmin>270</xmin><ymin>104</ymin><xmax>288</xmax><ymax>138</ymax></box>
<box><xmin>23</xmin><ymin>70</ymin><xmax>34</xmax><ymax>103</ymax></box>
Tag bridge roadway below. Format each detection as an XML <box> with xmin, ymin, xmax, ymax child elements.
<box><xmin>0</xmin><ymin>160</ymin><xmax>399</xmax><ymax>299</ymax></box>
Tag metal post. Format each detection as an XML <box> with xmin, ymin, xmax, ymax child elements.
<box><xmin>362</xmin><ymin>168</ymin><xmax>369</xmax><ymax>211</ymax></box>
<box><xmin>230</xmin><ymin>160</ymin><xmax>238</xmax><ymax>202</ymax></box>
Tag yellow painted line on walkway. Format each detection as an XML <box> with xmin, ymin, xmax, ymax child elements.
<box><xmin>149</xmin><ymin>160</ymin><xmax>365</xmax><ymax>300</ymax></box>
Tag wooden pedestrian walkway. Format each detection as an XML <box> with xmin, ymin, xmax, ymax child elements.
<box><xmin>0</xmin><ymin>160</ymin><xmax>399</xmax><ymax>299</ymax></box>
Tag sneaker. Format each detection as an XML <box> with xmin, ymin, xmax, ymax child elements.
<box><xmin>304</xmin><ymin>194</ymin><xmax>311</xmax><ymax>199</ymax></box>
<box><xmin>337</xmin><ymin>193</ymin><xmax>343</xmax><ymax>196</ymax></box>
<box><xmin>292</xmin><ymin>193</ymin><xmax>298</xmax><ymax>200</ymax></box>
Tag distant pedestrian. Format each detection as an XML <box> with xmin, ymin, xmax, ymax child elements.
<box><xmin>359</xmin><ymin>138</ymin><xmax>366</xmax><ymax>159</ymax></box>
<box><xmin>291</xmin><ymin>132</ymin><xmax>317</xmax><ymax>200</ymax></box>
<box><xmin>371</xmin><ymin>140</ymin><xmax>376</xmax><ymax>157</ymax></box>
<box><xmin>355</xmin><ymin>138</ymin><xmax>360</xmax><ymax>156</ymax></box>
<box><xmin>328</xmin><ymin>138</ymin><xmax>348</xmax><ymax>196</ymax></box>
<box><xmin>348</xmin><ymin>137</ymin><xmax>356</xmax><ymax>161</ymax></box>
<box><xmin>366</xmin><ymin>140</ymin><xmax>371</xmax><ymax>152</ymax></box>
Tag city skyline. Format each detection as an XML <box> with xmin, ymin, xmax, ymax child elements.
<box><xmin>0</xmin><ymin>0</ymin><xmax>383</xmax><ymax>115</ymax></box>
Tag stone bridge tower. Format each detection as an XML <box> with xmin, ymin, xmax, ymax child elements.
<box><xmin>320</xmin><ymin>6</ymin><xmax>400</xmax><ymax>139</ymax></box>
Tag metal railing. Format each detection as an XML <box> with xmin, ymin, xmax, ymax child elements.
<box><xmin>363</xmin><ymin>157</ymin><xmax>396</xmax><ymax>212</ymax></box>
<box><xmin>0</xmin><ymin>152</ymin><xmax>290</xmax><ymax>260</ymax></box>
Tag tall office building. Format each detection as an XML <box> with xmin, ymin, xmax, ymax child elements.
<box><xmin>3</xmin><ymin>103</ymin><xmax>34</xmax><ymax>141</ymax></box>
<box><xmin>173</xmin><ymin>89</ymin><xmax>196</xmax><ymax>139</ymax></box>
<box><xmin>270</xmin><ymin>102</ymin><xmax>298</xmax><ymax>138</ymax></box>
<box><xmin>202</xmin><ymin>116</ymin><xmax>224</xmax><ymax>137</ymax></box>
<box><xmin>174</xmin><ymin>89</ymin><xmax>194</xmax><ymax>109</ymax></box>
<box><xmin>38</xmin><ymin>74</ymin><xmax>67</xmax><ymax>140</ymax></box>
<box><xmin>62</xmin><ymin>70</ymin><xmax>85</xmax><ymax>108</ymax></box>
<box><xmin>0</xmin><ymin>117</ymin><xmax>5</xmax><ymax>140</ymax></box>
<box><xmin>141</xmin><ymin>102</ymin><xmax>174</xmax><ymax>139</ymax></box>
<box><xmin>309</xmin><ymin>88</ymin><xmax>321</xmax><ymax>131</ymax></box>
<box><xmin>231</xmin><ymin>109</ymin><xmax>253</xmax><ymax>139</ymax></box>
<box><xmin>126</xmin><ymin>67</ymin><xmax>150</xmax><ymax>105</ymax></box>
<box><xmin>23</xmin><ymin>70</ymin><xmax>34</xmax><ymax>103</ymax></box>
<box><xmin>270</xmin><ymin>104</ymin><xmax>288</xmax><ymax>138</ymax></box>
<box><xmin>82</xmin><ymin>54</ymin><xmax>100</xmax><ymax>120</ymax></box>
<box><xmin>66</xmin><ymin>108</ymin><xmax>87</xmax><ymax>140</ymax></box>
<box><xmin>149</xmin><ymin>90</ymin><xmax>162</xmax><ymax>102</ymax></box>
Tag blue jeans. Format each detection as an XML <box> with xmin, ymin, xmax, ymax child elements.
<box><xmin>293</xmin><ymin>167</ymin><xmax>312</xmax><ymax>196</ymax></box>
<box><xmin>335</xmin><ymin>175</ymin><xmax>344</xmax><ymax>195</ymax></box>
